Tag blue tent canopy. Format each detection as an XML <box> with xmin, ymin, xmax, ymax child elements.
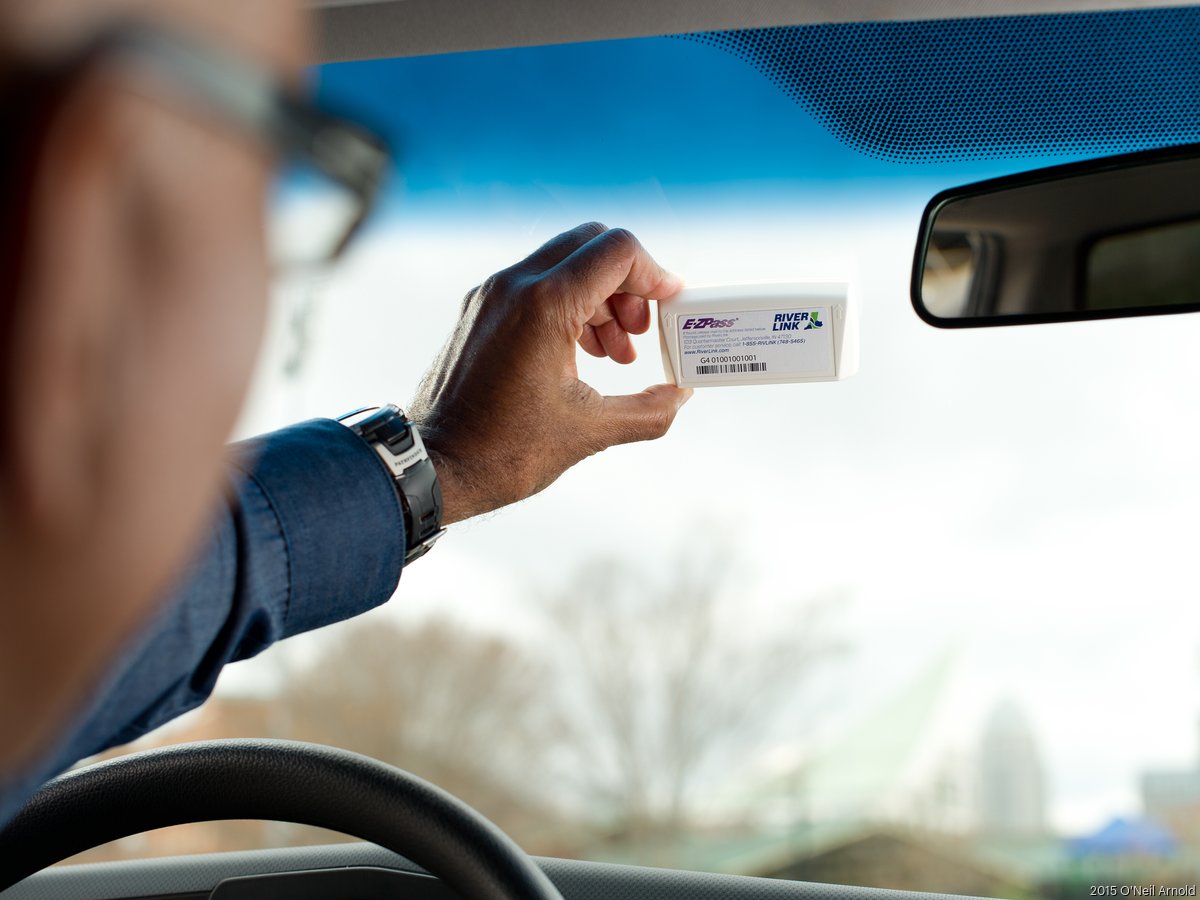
<box><xmin>1069</xmin><ymin>817</ymin><xmax>1177</xmax><ymax>858</ymax></box>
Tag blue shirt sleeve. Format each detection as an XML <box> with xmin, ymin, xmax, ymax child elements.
<box><xmin>0</xmin><ymin>418</ymin><xmax>407</xmax><ymax>827</ymax></box>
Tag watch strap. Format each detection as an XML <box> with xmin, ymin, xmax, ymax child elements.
<box><xmin>338</xmin><ymin>405</ymin><xmax>446</xmax><ymax>564</ymax></box>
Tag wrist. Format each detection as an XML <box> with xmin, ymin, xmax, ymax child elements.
<box><xmin>421</xmin><ymin>440</ymin><xmax>470</xmax><ymax>527</ymax></box>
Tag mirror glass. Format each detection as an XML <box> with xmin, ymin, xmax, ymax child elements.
<box><xmin>914</xmin><ymin>149</ymin><xmax>1200</xmax><ymax>325</ymax></box>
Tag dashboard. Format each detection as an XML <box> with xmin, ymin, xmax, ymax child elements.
<box><xmin>1</xmin><ymin>843</ymin><xmax>990</xmax><ymax>900</ymax></box>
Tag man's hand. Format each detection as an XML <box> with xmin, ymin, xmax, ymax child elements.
<box><xmin>409</xmin><ymin>222</ymin><xmax>693</xmax><ymax>525</ymax></box>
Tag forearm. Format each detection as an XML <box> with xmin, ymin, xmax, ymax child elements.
<box><xmin>85</xmin><ymin>418</ymin><xmax>408</xmax><ymax>750</ymax></box>
<box><xmin>0</xmin><ymin>419</ymin><xmax>406</xmax><ymax>826</ymax></box>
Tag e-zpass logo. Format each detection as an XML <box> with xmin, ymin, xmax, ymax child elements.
<box><xmin>682</xmin><ymin>317</ymin><xmax>738</xmax><ymax>329</ymax></box>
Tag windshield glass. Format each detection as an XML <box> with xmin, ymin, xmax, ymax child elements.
<box><xmin>72</xmin><ymin>8</ymin><xmax>1200</xmax><ymax>896</ymax></box>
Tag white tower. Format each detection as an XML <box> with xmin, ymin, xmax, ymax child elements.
<box><xmin>977</xmin><ymin>700</ymin><xmax>1046</xmax><ymax>835</ymax></box>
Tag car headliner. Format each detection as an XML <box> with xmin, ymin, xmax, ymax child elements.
<box><xmin>310</xmin><ymin>0</ymin><xmax>1199</xmax><ymax>63</ymax></box>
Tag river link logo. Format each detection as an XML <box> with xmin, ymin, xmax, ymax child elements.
<box><xmin>772</xmin><ymin>311</ymin><xmax>824</xmax><ymax>331</ymax></box>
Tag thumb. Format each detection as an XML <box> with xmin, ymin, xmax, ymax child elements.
<box><xmin>598</xmin><ymin>383</ymin><xmax>694</xmax><ymax>446</ymax></box>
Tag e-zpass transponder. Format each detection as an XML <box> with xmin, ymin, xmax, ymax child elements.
<box><xmin>658</xmin><ymin>283</ymin><xmax>858</xmax><ymax>388</ymax></box>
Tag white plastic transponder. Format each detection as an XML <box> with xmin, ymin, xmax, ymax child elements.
<box><xmin>658</xmin><ymin>283</ymin><xmax>858</xmax><ymax>388</ymax></box>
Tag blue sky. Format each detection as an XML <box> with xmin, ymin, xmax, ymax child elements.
<box><xmin>314</xmin><ymin>33</ymin><xmax>1066</xmax><ymax>224</ymax></box>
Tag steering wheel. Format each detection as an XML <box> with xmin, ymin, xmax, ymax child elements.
<box><xmin>0</xmin><ymin>739</ymin><xmax>566</xmax><ymax>899</ymax></box>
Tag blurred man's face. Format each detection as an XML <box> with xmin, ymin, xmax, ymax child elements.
<box><xmin>51</xmin><ymin>0</ymin><xmax>312</xmax><ymax>621</ymax></box>
<box><xmin>0</xmin><ymin>0</ymin><xmax>307</xmax><ymax>772</ymax></box>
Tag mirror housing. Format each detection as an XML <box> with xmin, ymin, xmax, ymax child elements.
<box><xmin>911</xmin><ymin>144</ymin><xmax>1200</xmax><ymax>327</ymax></box>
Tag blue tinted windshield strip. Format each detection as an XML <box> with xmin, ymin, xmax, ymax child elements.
<box><xmin>682</xmin><ymin>8</ymin><xmax>1200</xmax><ymax>163</ymax></box>
<box><xmin>315</xmin><ymin>7</ymin><xmax>1199</xmax><ymax>224</ymax></box>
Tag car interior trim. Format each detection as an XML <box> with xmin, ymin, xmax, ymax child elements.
<box><xmin>0</xmin><ymin>843</ymin><xmax>994</xmax><ymax>900</ymax></box>
<box><xmin>310</xmin><ymin>0</ymin><xmax>1200</xmax><ymax>62</ymax></box>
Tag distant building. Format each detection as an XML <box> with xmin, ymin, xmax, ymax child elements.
<box><xmin>1142</xmin><ymin>770</ymin><xmax>1200</xmax><ymax>822</ymax></box>
<box><xmin>723</xmin><ymin>653</ymin><xmax>982</xmax><ymax>834</ymax></box>
<box><xmin>977</xmin><ymin>700</ymin><xmax>1046</xmax><ymax>835</ymax></box>
<box><xmin>1140</xmin><ymin>718</ymin><xmax>1200</xmax><ymax>844</ymax></box>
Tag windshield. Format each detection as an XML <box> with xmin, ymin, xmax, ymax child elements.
<box><xmin>72</xmin><ymin>7</ymin><xmax>1200</xmax><ymax>896</ymax></box>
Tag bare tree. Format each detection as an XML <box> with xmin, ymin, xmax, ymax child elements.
<box><xmin>544</xmin><ymin>550</ymin><xmax>841</xmax><ymax>858</ymax></box>
<box><xmin>68</xmin><ymin>614</ymin><xmax>582</xmax><ymax>862</ymax></box>
<box><xmin>276</xmin><ymin>615</ymin><xmax>578</xmax><ymax>854</ymax></box>
<box><xmin>69</xmin><ymin>558</ymin><xmax>838</xmax><ymax>867</ymax></box>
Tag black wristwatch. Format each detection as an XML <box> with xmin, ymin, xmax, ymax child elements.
<box><xmin>338</xmin><ymin>404</ymin><xmax>446</xmax><ymax>564</ymax></box>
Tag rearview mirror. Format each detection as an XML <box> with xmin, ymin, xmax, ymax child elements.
<box><xmin>911</xmin><ymin>145</ymin><xmax>1200</xmax><ymax>327</ymax></box>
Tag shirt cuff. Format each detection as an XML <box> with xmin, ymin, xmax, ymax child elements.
<box><xmin>228</xmin><ymin>417</ymin><xmax>407</xmax><ymax>638</ymax></box>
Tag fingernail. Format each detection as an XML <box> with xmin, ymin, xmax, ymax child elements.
<box><xmin>676</xmin><ymin>387</ymin><xmax>694</xmax><ymax>409</ymax></box>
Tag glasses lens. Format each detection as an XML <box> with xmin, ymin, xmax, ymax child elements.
<box><xmin>267</xmin><ymin>161</ymin><xmax>362</xmax><ymax>271</ymax></box>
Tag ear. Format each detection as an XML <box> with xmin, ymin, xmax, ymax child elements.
<box><xmin>1</xmin><ymin>71</ymin><xmax>128</xmax><ymax>541</ymax></box>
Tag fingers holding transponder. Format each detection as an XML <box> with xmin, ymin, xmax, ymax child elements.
<box><xmin>518</xmin><ymin>221</ymin><xmax>610</xmax><ymax>274</ymax></box>
<box><xmin>610</xmin><ymin>293</ymin><xmax>651</xmax><ymax>335</ymax></box>
<box><xmin>591</xmin><ymin>315</ymin><xmax>638</xmax><ymax>364</ymax></box>
<box><xmin>579</xmin><ymin>323</ymin><xmax>606</xmax><ymax>358</ymax></box>
<box><xmin>580</xmin><ymin>296</ymin><xmax>641</xmax><ymax>364</ymax></box>
<box><xmin>547</xmin><ymin>227</ymin><xmax>682</xmax><ymax>327</ymax></box>
<box><xmin>599</xmin><ymin>383</ymin><xmax>694</xmax><ymax>446</ymax></box>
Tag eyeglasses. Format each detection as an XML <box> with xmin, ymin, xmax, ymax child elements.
<box><xmin>8</xmin><ymin>21</ymin><xmax>392</xmax><ymax>272</ymax></box>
